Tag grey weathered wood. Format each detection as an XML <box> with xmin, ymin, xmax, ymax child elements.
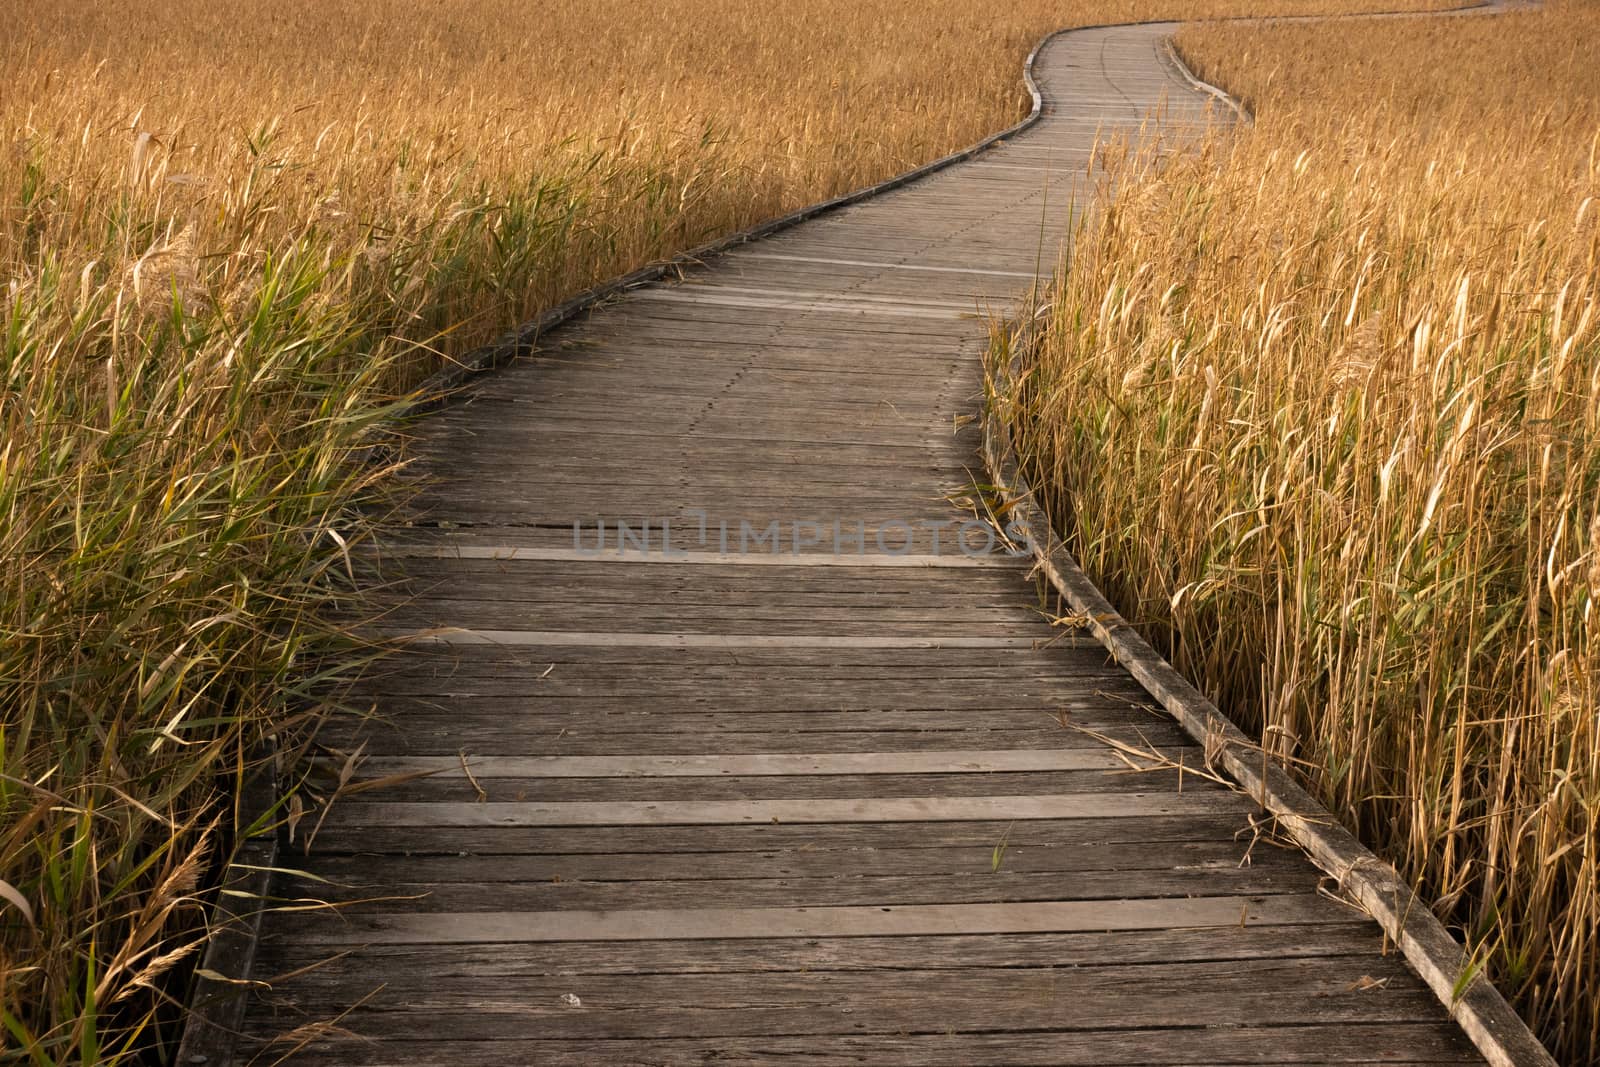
<box><xmin>351</xmin><ymin>642</ymin><xmax>1118</xmax><ymax>666</ymax></box>
<box><xmin>275</xmin><ymin>894</ymin><xmax>1341</xmax><ymax>944</ymax></box>
<box><xmin>371</xmin><ymin>544</ymin><xmax>1023</xmax><ymax>568</ymax></box>
<box><xmin>354</xmin><ymin>646</ymin><xmax>1127</xmax><ymax>673</ymax></box>
<box><xmin>734</xmin><ymin>251</ymin><xmax>1040</xmax><ymax>277</ymax></box>
<box><xmin>323</xmin><ymin>726</ymin><xmax>1195</xmax><ymax>758</ymax></box>
<box><xmin>382</xmin><ymin>608</ymin><xmax>1055</xmax><ymax>636</ymax></box>
<box><xmin>323</xmin><ymin>791</ymin><xmax>1249</xmax><ymax>828</ymax></box>
<box><xmin>281</xmin><ymin>865</ymin><xmax>1318</xmax><ymax>912</ymax></box>
<box><xmin>375</xmin><ymin>564</ymin><xmax>1043</xmax><ymax>592</ymax></box>
<box><xmin>342</xmin><ymin>767</ymin><xmax>1201</xmax><ymax>803</ymax></box>
<box><xmin>251</xmin><ymin>922</ymin><xmax>1391</xmax><ymax>978</ymax></box>
<box><xmin>396</xmin><ymin>629</ymin><xmax>1054</xmax><ymax>649</ymax></box>
<box><xmin>278</xmin><ymin>835</ymin><xmax>1286</xmax><ymax>882</ymax></box>
<box><xmin>238</xmin><ymin>995</ymin><xmax>1461</xmax><ymax>1046</ymax></box>
<box><xmin>236</xmin><ymin>1025</ymin><xmax>1478</xmax><ymax>1067</ymax></box>
<box><xmin>304</xmin><ymin>812</ymin><xmax>1255</xmax><ymax>855</ymax></box>
<box><xmin>359</xmin><ymin>749</ymin><xmax>1125</xmax><ymax>777</ymax></box>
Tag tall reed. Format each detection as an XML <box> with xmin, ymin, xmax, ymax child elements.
<box><xmin>997</xmin><ymin>4</ymin><xmax>1600</xmax><ymax>1059</ymax></box>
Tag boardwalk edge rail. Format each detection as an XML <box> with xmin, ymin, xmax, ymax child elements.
<box><xmin>1162</xmin><ymin>38</ymin><xmax>1252</xmax><ymax>122</ymax></box>
<box><xmin>173</xmin><ymin>754</ymin><xmax>279</xmax><ymax>1065</ymax></box>
<box><xmin>981</xmin><ymin>313</ymin><xmax>1553</xmax><ymax>1067</ymax></box>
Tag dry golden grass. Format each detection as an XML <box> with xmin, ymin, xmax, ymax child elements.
<box><xmin>4</xmin><ymin>0</ymin><xmax>1469</xmax><ymax>361</ymax></box>
<box><xmin>0</xmin><ymin>0</ymin><xmax>1479</xmax><ymax>1060</ymax></box>
<box><xmin>997</xmin><ymin>2</ymin><xmax>1599</xmax><ymax>1059</ymax></box>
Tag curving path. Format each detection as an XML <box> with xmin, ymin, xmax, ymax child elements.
<box><xmin>233</xmin><ymin>18</ymin><xmax>1511</xmax><ymax>1066</ymax></box>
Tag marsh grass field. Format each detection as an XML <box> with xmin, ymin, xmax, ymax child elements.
<box><xmin>0</xmin><ymin>0</ymin><xmax>1582</xmax><ymax>1062</ymax></box>
<box><xmin>998</xmin><ymin>3</ymin><xmax>1600</xmax><ymax>1059</ymax></box>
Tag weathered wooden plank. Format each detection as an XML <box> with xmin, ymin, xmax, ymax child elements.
<box><xmin>425</xmin><ymin>419</ymin><xmax>966</xmax><ymax>447</ymax></box>
<box><xmin>372</xmin><ymin>596</ymin><xmax>1077</xmax><ymax>625</ymax></box>
<box><xmin>302</xmin><ymin>813</ymin><xmax>1255</xmax><ymax>856</ymax></box>
<box><xmin>396</xmin><ymin>523</ymin><xmax>1001</xmax><ymax>554</ymax></box>
<box><xmin>242</xmin><ymin>994</ymin><xmax>1455</xmax><ymax>1046</ymax></box>
<box><xmin>351</xmin><ymin>642</ymin><xmax>1121</xmax><ymax>669</ymax></box>
<box><xmin>322</xmin><ymin>792</ymin><xmax>1249</xmax><ymax>828</ymax></box>
<box><xmin>335</xmin><ymin>677</ymin><xmax>1146</xmax><ymax>703</ymax></box>
<box><xmin>386</xmin><ymin>615</ymin><xmax>1059</xmax><ymax>641</ymax></box>
<box><xmin>358</xmin><ymin>591</ymin><xmax>1069</xmax><ymax>621</ymax></box>
<box><xmin>265</xmin><ymin>955</ymin><xmax>1432</xmax><ymax>1017</ymax></box>
<box><xmin>272</xmin><ymin>893</ymin><xmax>1342</xmax><ymax>945</ymax></box>
<box><xmin>370</xmin><ymin>553</ymin><xmax>1040</xmax><ymax>581</ymax></box>
<box><xmin>359</xmin><ymin>749</ymin><xmax>1126</xmax><ymax>777</ymax></box>
<box><xmin>344</xmin><ymin>767</ymin><xmax>1203</xmax><ymax>803</ymax></box>
<box><xmin>281</xmin><ymin>864</ymin><xmax>1318</xmax><ymax>912</ymax></box>
<box><xmin>404</xmin><ymin>471</ymin><xmax>991</xmax><ymax>496</ymax></box>
<box><xmin>419</xmin><ymin>415</ymin><xmax>966</xmax><ymax>447</ymax></box>
<box><xmin>237</xmin><ymin>1024</ymin><xmax>1480</xmax><ymax>1067</ymax></box>
<box><xmin>386</xmin><ymin>593</ymin><xmax>1047</xmax><ymax>617</ymax></box>
<box><xmin>379</xmin><ymin>592</ymin><xmax>1052</xmax><ymax>616</ymax></box>
<box><xmin>322</xmin><ymin>727</ymin><xmax>1197</xmax><ymax>758</ymax></box>
<box><xmin>278</xmin><ymin>836</ymin><xmax>1283</xmax><ymax>883</ymax></box>
<box><xmin>425</xmin><ymin>403</ymin><xmax>972</xmax><ymax>431</ymax></box>
<box><xmin>413</xmin><ymin>428</ymin><xmax>976</xmax><ymax>460</ymax></box>
<box><xmin>396</xmin><ymin>629</ymin><xmax>1055</xmax><ymax>649</ymax></box>
<box><xmin>525</xmin><ymin>327</ymin><xmax>979</xmax><ymax>362</ymax></box>
<box><xmin>370</xmin><ymin>543</ymin><xmax>1022</xmax><ymax>569</ymax></box>
<box><xmin>406</xmin><ymin>484</ymin><xmax>989</xmax><ymax>507</ymax></box>
<box><xmin>385</xmin><ymin>607</ymin><xmax>1054</xmax><ymax>635</ymax></box>
<box><xmin>254</xmin><ymin>922</ymin><xmax>1383</xmax><ymax>975</ymax></box>
<box><xmin>733</xmin><ymin>251</ymin><xmax>1040</xmax><ymax>278</ymax></box>
<box><xmin>338</xmin><ymin>675</ymin><xmax>1148</xmax><ymax>703</ymax></box>
<box><xmin>360</xmin><ymin>588</ymin><xmax>1062</xmax><ymax>620</ymax></box>
<box><xmin>468</xmin><ymin>364</ymin><xmax>970</xmax><ymax>398</ymax></box>
<box><xmin>404</xmin><ymin>468</ymin><xmax>985</xmax><ymax>494</ymax></box>
<box><xmin>450</xmin><ymin>370</ymin><xmax>969</xmax><ymax>401</ymax></box>
<box><xmin>239</xmin><ymin>958</ymin><xmax>1461</xmax><ymax>1046</ymax></box>
<box><xmin>635</xmin><ymin>285</ymin><xmax>980</xmax><ymax>315</ymax></box>
<box><xmin>343</xmin><ymin>673</ymin><xmax>1145</xmax><ymax>700</ymax></box>
<box><xmin>330</xmin><ymin>713</ymin><xmax>1169</xmax><ymax>748</ymax></box>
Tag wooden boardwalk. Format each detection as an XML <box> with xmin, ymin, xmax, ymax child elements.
<box><xmin>238</xmin><ymin>21</ymin><xmax>1488</xmax><ymax>1066</ymax></box>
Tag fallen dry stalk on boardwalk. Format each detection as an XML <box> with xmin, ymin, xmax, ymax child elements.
<box><xmin>995</xmin><ymin>2</ymin><xmax>1600</xmax><ymax>1059</ymax></box>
